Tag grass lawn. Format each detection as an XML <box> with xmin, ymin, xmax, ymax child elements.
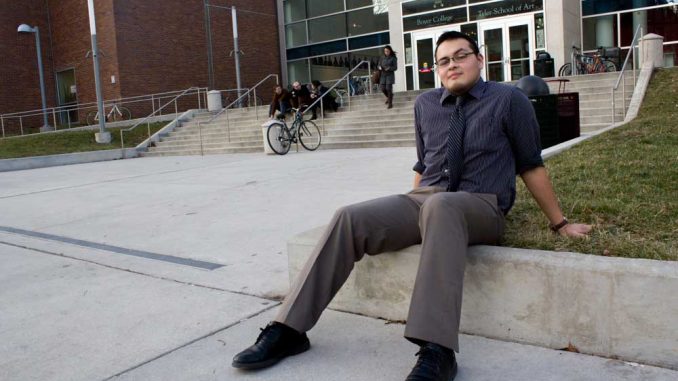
<box><xmin>0</xmin><ymin>122</ymin><xmax>166</xmax><ymax>160</ymax></box>
<box><xmin>503</xmin><ymin>67</ymin><xmax>677</xmax><ymax>260</ymax></box>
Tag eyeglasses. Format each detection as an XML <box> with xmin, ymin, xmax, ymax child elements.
<box><xmin>434</xmin><ymin>51</ymin><xmax>476</xmax><ymax>69</ymax></box>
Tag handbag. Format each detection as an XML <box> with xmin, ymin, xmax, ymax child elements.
<box><xmin>371</xmin><ymin>69</ymin><xmax>381</xmax><ymax>84</ymax></box>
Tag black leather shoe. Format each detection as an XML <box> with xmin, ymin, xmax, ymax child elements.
<box><xmin>405</xmin><ymin>342</ymin><xmax>458</xmax><ymax>381</ymax></box>
<box><xmin>232</xmin><ymin>322</ymin><xmax>310</xmax><ymax>370</ymax></box>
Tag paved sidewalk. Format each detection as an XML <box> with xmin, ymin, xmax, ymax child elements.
<box><xmin>1</xmin><ymin>149</ymin><xmax>676</xmax><ymax>380</ymax></box>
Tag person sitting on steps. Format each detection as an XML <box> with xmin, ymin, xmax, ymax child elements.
<box><xmin>290</xmin><ymin>81</ymin><xmax>315</xmax><ymax>120</ymax></box>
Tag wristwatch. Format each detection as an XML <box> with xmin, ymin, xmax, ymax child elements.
<box><xmin>549</xmin><ymin>218</ymin><xmax>569</xmax><ymax>233</ymax></box>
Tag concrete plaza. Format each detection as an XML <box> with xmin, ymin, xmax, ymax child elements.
<box><xmin>1</xmin><ymin>148</ymin><xmax>676</xmax><ymax>380</ymax></box>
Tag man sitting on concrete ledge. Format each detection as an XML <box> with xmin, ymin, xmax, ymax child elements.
<box><xmin>232</xmin><ymin>31</ymin><xmax>592</xmax><ymax>380</ymax></box>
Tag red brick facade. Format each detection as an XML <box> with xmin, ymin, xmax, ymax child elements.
<box><xmin>0</xmin><ymin>0</ymin><xmax>280</xmax><ymax>132</ymax></box>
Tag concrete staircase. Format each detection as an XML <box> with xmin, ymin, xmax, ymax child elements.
<box><xmin>143</xmin><ymin>72</ymin><xmax>634</xmax><ymax>156</ymax></box>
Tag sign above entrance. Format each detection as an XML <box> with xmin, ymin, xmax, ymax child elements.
<box><xmin>470</xmin><ymin>0</ymin><xmax>543</xmax><ymax>21</ymax></box>
<box><xmin>403</xmin><ymin>7</ymin><xmax>467</xmax><ymax>32</ymax></box>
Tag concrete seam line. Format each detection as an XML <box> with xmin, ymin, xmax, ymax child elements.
<box><xmin>100</xmin><ymin>303</ymin><xmax>281</xmax><ymax>380</ymax></box>
<box><xmin>0</xmin><ymin>226</ymin><xmax>223</xmax><ymax>270</ymax></box>
<box><xmin>0</xmin><ymin>240</ymin><xmax>279</xmax><ymax>302</ymax></box>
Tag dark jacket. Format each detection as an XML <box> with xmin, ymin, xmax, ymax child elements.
<box><xmin>290</xmin><ymin>85</ymin><xmax>312</xmax><ymax>108</ymax></box>
<box><xmin>379</xmin><ymin>55</ymin><xmax>397</xmax><ymax>85</ymax></box>
<box><xmin>312</xmin><ymin>85</ymin><xmax>338</xmax><ymax>111</ymax></box>
<box><xmin>271</xmin><ymin>88</ymin><xmax>291</xmax><ymax>105</ymax></box>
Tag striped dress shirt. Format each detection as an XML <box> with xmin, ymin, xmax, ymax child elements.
<box><xmin>413</xmin><ymin>79</ymin><xmax>544</xmax><ymax>214</ymax></box>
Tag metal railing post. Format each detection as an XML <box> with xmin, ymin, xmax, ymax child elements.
<box><xmin>52</xmin><ymin>108</ymin><xmax>58</xmax><ymax>130</ymax></box>
<box><xmin>197</xmin><ymin>88</ymin><xmax>202</xmax><ymax>110</ymax></box>
<box><xmin>611</xmin><ymin>87</ymin><xmax>616</xmax><ymax>124</ymax></box>
<box><xmin>254</xmin><ymin>88</ymin><xmax>259</xmax><ymax>120</ymax></box>
<box><xmin>226</xmin><ymin>108</ymin><xmax>231</xmax><ymax>142</ymax></box>
<box><xmin>175</xmin><ymin>98</ymin><xmax>178</xmax><ymax>116</ymax></box>
<box><xmin>367</xmin><ymin>64</ymin><xmax>372</xmax><ymax>95</ymax></box>
<box><xmin>1</xmin><ymin>116</ymin><xmax>5</xmax><ymax>138</ymax></box>
<box><xmin>320</xmin><ymin>98</ymin><xmax>325</xmax><ymax>135</ymax></box>
<box><xmin>346</xmin><ymin>77</ymin><xmax>351</xmax><ymax>111</ymax></box>
<box><xmin>151</xmin><ymin>95</ymin><xmax>156</xmax><ymax>114</ymax></box>
<box><xmin>19</xmin><ymin>117</ymin><xmax>24</xmax><ymax>135</ymax></box>
<box><xmin>120</xmin><ymin>130</ymin><xmax>125</xmax><ymax>158</ymax></box>
<box><xmin>198</xmin><ymin>121</ymin><xmax>204</xmax><ymax>156</ymax></box>
<box><xmin>67</xmin><ymin>109</ymin><xmax>71</xmax><ymax>128</ymax></box>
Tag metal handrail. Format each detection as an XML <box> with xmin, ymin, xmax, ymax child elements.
<box><xmin>197</xmin><ymin>74</ymin><xmax>278</xmax><ymax>151</ymax></box>
<box><xmin>611</xmin><ymin>25</ymin><xmax>643</xmax><ymax>123</ymax></box>
<box><xmin>0</xmin><ymin>86</ymin><xmax>248</xmax><ymax>138</ymax></box>
<box><xmin>302</xmin><ymin>60</ymin><xmax>372</xmax><ymax>132</ymax></box>
<box><xmin>120</xmin><ymin>86</ymin><xmax>201</xmax><ymax>154</ymax></box>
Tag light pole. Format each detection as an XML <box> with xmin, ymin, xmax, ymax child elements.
<box><xmin>17</xmin><ymin>24</ymin><xmax>52</xmax><ymax>132</ymax></box>
<box><xmin>87</xmin><ymin>0</ymin><xmax>110</xmax><ymax>143</ymax></box>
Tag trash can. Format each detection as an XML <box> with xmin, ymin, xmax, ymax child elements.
<box><xmin>534</xmin><ymin>51</ymin><xmax>555</xmax><ymax>78</ymax></box>
<box><xmin>529</xmin><ymin>92</ymin><xmax>580</xmax><ymax>149</ymax></box>
<box><xmin>207</xmin><ymin>90</ymin><xmax>222</xmax><ymax>112</ymax></box>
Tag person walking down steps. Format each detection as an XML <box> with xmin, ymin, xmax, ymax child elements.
<box><xmin>379</xmin><ymin>45</ymin><xmax>397</xmax><ymax>109</ymax></box>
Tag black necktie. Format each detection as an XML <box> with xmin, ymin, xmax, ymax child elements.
<box><xmin>446</xmin><ymin>96</ymin><xmax>466</xmax><ymax>192</ymax></box>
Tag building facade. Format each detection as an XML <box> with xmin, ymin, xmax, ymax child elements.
<box><xmin>0</xmin><ymin>0</ymin><xmax>280</xmax><ymax>129</ymax></box>
<box><xmin>278</xmin><ymin>0</ymin><xmax>678</xmax><ymax>92</ymax></box>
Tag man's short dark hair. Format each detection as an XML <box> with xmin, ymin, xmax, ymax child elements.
<box><xmin>434</xmin><ymin>31</ymin><xmax>480</xmax><ymax>60</ymax></box>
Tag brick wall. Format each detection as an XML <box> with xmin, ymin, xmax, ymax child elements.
<box><xmin>0</xmin><ymin>0</ymin><xmax>280</xmax><ymax>131</ymax></box>
<box><xmin>0</xmin><ymin>0</ymin><xmax>55</xmax><ymax>134</ymax></box>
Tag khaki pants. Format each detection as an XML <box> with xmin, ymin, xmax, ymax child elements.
<box><xmin>275</xmin><ymin>187</ymin><xmax>505</xmax><ymax>351</ymax></box>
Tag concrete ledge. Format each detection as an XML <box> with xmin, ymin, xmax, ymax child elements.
<box><xmin>0</xmin><ymin>148</ymin><xmax>139</xmax><ymax>172</ymax></box>
<box><xmin>288</xmin><ymin>226</ymin><xmax>678</xmax><ymax>370</ymax></box>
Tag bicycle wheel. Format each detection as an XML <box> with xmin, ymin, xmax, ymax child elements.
<box><xmin>298</xmin><ymin>120</ymin><xmax>321</xmax><ymax>151</ymax></box>
<box><xmin>267</xmin><ymin>122</ymin><xmax>292</xmax><ymax>155</ymax></box>
<box><xmin>111</xmin><ymin>106</ymin><xmax>132</xmax><ymax>122</ymax></box>
<box><xmin>603</xmin><ymin>59</ymin><xmax>617</xmax><ymax>72</ymax></box>
<box><xmin>558</xmin><ymin>63</ymin><xmax>572</xmax><ymax>77</ymax></box>
<box><xmin>86</xmin><ymin>111</ymin><xmax>99</xmax><ymax>125</ymax></box>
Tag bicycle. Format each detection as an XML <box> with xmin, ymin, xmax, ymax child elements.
<box><xmin>266</xmin><ymin>107</ymin><xmax>321</xmax><ymax>155</ymax></box>
<box><xmin>558</xmin><ymin>45</ymin><xmax>617</xmax><ymax>76</ymax></box>
<box><xmin>86</xmin><ymin>103</ymin><xmax>132</xmax><ymax>125</ymax></box>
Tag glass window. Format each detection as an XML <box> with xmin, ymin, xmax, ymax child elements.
<box><xmin>307</xmin><ymin>0</ymin><xmax>343</xmax><ymax>18</ymax></box>
<box><xmin>348</xmin><ymin>32</ymin><xmax>390</xmax><ymax>50</ymax></box>
<box><xmin>620</xmin><ymin>7</ymin><xmax>678</xmax><ymax>46</ymax></box>
<box><xmin>582</xmin><ymin>15</ymin><xmax>618</xmax><ymax>51</ymax></box>
<box><xmin>534</xmin><ymin>13</ymin><xmax>545</xmax><ymax>50</ymax></box>
<box><xmin>582</xmin><ymin>0</ymin><xmax>660</xmax><ymax>17</ymax></box>
<box><xmin>308</xmin><ymin>13</ymin><xmax>347</xmax><ymax>43</ymax></box>
<box><xmin>288</xmin><ymin>59</ymin><xmax>310</xmax><ymax>85</ymax></box>
<box><xmin>406</xmin><ymin>66</ymin><xmax>414</xmax><ymax>90</ymax></box>
<box><xmin>284</xmin><ymin>0</ymin><xmax>306</xmax><ymax>24</ymax></box>
<box><xmin>349</xmin><ymin>47</ymin><xmax>383</xmax><ymax>70</ymax></box>
<box><xmin>347</xmin><ymin>7</ymin><xmax>389</xmax><ymax>36</ymax></box>
<box><xmin>286</xmin><ymin>22</ymin><xmax>307</xmax><ymax>48</ymax></box>
<box><xmin>308</xmin><ymin>39</ymin><xmax>348</xmax><ymax>56</ymax></box>
<box><xmin>347</xmin><ymin>0</ymin><xmax>373</xmax><ymax>9</ymax></box>
<box><xmin>460</xmin><ymin>23</ymin><xmax>478</xmax><ymax>45</ymax></box>
<box><xmin>401</xmin><ymin>0</ymin><xmax>465</xmax><ymax>16</ymax></box>
<box><xmin>404</xmin><ymin>33</ymin><xmax>413</xmax><ymax>65</ymax></box>
<box><xmin>311</xmin><ymin>53</ymin><xmax>349</xmax><ymax>84</ymax></box>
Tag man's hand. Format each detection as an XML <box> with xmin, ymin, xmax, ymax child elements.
<box><xmin>558</xmin><ymin>222</ymin><xmax>592</xmax><ymax>238</ymax></box>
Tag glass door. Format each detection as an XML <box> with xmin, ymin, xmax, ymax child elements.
<box><xmin>412</xmin><ymin>26</ymin><xmax>460</xmax><ymax>90</ymax></box>
<box><xmin>413</xmin><ymin>33</ymin><xmax>436</xmax><ymax>90</ymax></box>
<box><xmin>479</xmin><ymin>16</ymin><xmax>534</xmax><ymax>82</ymax></box>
